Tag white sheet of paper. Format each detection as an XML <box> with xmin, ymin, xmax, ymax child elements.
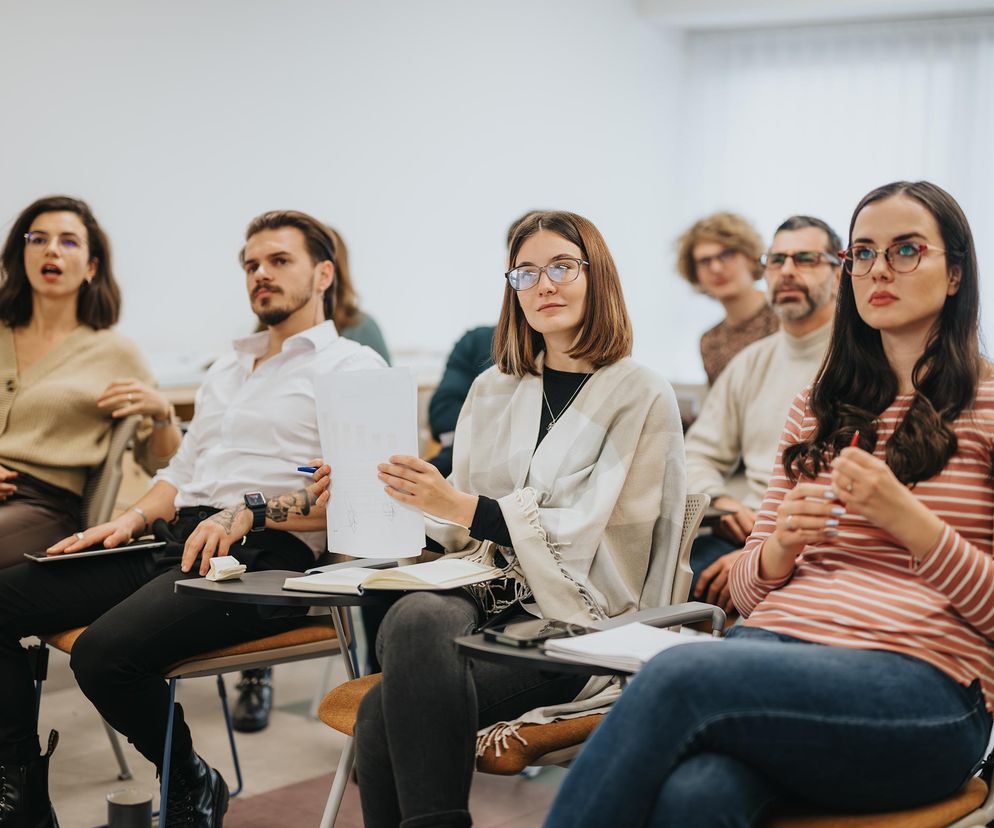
<box><xmin>315</xmin><ymin>367</ymin><xmax>424</xmax><ymax>559</ymax></box>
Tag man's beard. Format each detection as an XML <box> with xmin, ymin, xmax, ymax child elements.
<box><xmin>253</xmin><ymin>282</ymin><xmax>312</xmax><ymax>326</ymax></box>
<box><xmin>770</xmin><ymin>277</ymin><xmax>834</xmax><ymax>322</ymax></box>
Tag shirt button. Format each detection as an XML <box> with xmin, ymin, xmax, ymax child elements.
<box><xmin>4</xmin><ymin>380</ymin><xmax>13</xmax><ymax>391</ymax></box>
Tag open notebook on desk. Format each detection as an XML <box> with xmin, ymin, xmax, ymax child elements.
<box><xmin>283</xmin><ymin>557</ymin><xmax>502</xmax><ymax>595</ymax></box>
<box><xmin>543</xmin><ymin>622</ymin><xmax>722</xmax><ymax>673</ymax></box>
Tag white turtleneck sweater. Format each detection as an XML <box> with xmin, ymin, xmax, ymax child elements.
<box><xmin>685</xmin><ymin>321</ymin><xmax>833</xmax><ymax>510</ymax></box>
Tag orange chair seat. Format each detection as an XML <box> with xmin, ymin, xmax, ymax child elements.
<box><xmin>40</xmin><ymin>623</ymin><xmax>337</xmax><ymax>668</ymax></box>
<box><xmin>318</xmin><ymin>674</ymin><xmax>604</xmax><ymax>775</ymax></box>
<box><xmin>771</xmin><ymin>776</ymin><xmax>988</xmax><ymax>828</ymax></box>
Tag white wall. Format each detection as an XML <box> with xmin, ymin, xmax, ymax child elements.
<box><xmin>0</xmin><ymin>0</ymin><xmax>681</xmax><ymax>383</ymax></box>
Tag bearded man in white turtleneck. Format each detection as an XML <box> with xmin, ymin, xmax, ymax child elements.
<box><xmin>686</xmin><ymin>215</ymin><xmax>843</xmax><ymax>614</ymax></box>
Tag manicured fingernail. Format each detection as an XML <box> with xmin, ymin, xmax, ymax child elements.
<box><xmin>825</xmin><ymin>529</ymin><xmax>839</xmax><ymax>537</ymax></box>
<box><xmin>822</xmin><ymin>489</ymin><xmax>837</xmax><ymax>499</ymax></box>
<box><xmin>831</xmin><ymin>506</ymin><xmax>845</xmax><ymax>516</ymax></box>
<box><xmin>825</xmin><ymin>518</ymin><xmax>839</xmax><ymax>527</ymax></box>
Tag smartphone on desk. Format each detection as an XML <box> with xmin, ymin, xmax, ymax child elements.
<box><xmin>483</xmin><ymin>618</ymin><xmax>591</xmax><ymax>648</ymax></box>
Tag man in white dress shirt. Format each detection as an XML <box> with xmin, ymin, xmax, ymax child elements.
<box><xmin>0</xmin><ymin>211</ymin><xmax>384</xmax><ymax>828</ymax></box>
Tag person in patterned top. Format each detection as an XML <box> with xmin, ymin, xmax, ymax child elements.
<box><xmin>546</xmin><ymin>181</ymin><xmax>994</xmax><ymax>828</ymax></box>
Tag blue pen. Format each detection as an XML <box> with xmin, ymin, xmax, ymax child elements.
<box><xmin>297</xmin><ymin>466</ymin><xmax>319</xmax><ymax>474</ymax></box>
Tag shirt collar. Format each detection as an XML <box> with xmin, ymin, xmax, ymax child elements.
<box><xmin>232</xmin><ymin>320</ymin><xmax>339</xmax><ymax>358</ymax></box>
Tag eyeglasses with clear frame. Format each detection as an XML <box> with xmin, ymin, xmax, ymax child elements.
<box><xmin>694</xmin><ymin>248</ymin><xmax>739</xmax><ymax>272</ymax></box>
<box><xmin>505</xmin><ymin>257</ymin><xmax>588</xmax><ymax>292</ymax></box>
<box><xmin>840</xmin><ymin>242</ymin><xmax>946</xmax><ymax>278</ymax></box>
<box><xmin>23</xmin><ymin>232</ymin><xmax>83</xmax><ymax>252</ymax></box>
<box><xmin>760</xmin><ymin>251</ymin><xmax>841</xmax><ymax>270</ymax></box>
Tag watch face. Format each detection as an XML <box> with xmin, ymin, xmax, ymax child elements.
<box><xmin>245</xmin><ymin>492</ymin><xmax>266</xmax><ymax>508</ymax></box>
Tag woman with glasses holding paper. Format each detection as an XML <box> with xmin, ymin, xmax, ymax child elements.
<box><xmin>0</xmin><ymin>195</ymin><xmax>180</xmax><ymax>569</ymax></box>
<box><xmin>545</xmin><ymin>182</ymin><xmax>994</xmax><ymax>827</ymax></box>
<box><xmin>342</xmin><ymin>210</ymin><xmax>686</xmax><ymax>827</ymax></box>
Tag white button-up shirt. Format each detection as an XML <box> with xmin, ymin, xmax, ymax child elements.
<box><xmin>154</xmin><ymin>321</ymin><xmax>386</xmax><ymax>554</ymax></box>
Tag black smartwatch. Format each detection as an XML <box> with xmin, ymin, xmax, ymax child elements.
<box><xmin>243</xmin><ymin>491</ymin><xmax>267</xmax><ymax>533</ymax></box>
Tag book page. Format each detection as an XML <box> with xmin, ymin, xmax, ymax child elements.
<box><xmin>285</xmin><ymin>567</ymin><xmax>372</xmax><ymax>592</ymax></box>
<box><xmin>315</xmin><ymin>367</ymin><xmax>425</xmax><ymax>559</ymax></box>
<box><xmin>382</xmin><ymin>558</ymin><xmax>499</xmax><ymax>586</ymax></box>
<box><xmin>544</xmin><ymin>622</ymin><xmax>721</xmax><ymax>665</ymax></box>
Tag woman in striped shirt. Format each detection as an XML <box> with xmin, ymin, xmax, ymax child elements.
<box><xmin>545</xmin><ymin>181</ymin><xmax>993</xmax><ymax>827</ymax></box>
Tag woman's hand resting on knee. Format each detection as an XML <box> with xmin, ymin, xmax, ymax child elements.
<box><xmin>378</xmin><ymin>455</ymin><xmax>478</xmax><ymax>527</ymax></box>
<box><xmin>0</xmin><ymin>464</ymin><xmax>18</xmax><ymax>502</ymax></box>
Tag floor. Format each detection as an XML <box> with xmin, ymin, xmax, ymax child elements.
<box><xmin>38</xmin><ymin>635</ymin><xmax>563</xmax><ymax>827</ymax></box>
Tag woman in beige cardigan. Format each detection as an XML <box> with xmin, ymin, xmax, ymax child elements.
<box><xmin>0</xmin><ymin>195</ymin><xmax>181</xmax><ymax>568</ymax></box>
<box><xmin>350</xmin><ymin>211</ymin><xmax>687</xmax><ymax>828</ymax></box>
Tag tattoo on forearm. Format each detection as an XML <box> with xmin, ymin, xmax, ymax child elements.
<box><xmin>266</xmin><ymin>489</ymin><xmax>316</xmax><ymax>523</ymax></box>
<box><xmin>210</xmin><ymin>504</ymin><xmax>245</xmax><ymax>533</ymax></box>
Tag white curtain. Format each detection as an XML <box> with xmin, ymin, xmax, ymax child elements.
<box><xmin>670</xmin><ymin>14</ymin><xmax>994</xmax><ymax>355</ymax></box>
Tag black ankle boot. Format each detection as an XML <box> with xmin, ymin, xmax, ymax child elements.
<box><xmin>163</xmin><ymin>751</ymin><xmax>228</xmax><ymax>828</ymax></box>
<box><xmin>0</xmin><ymin>731</ymin><xmax>60</xmax><ymax>828</ymax></box>
<box><xmin>232</xmin><ymin>667</ymin><xmax>273</xmax><ymax>733</ymax></box>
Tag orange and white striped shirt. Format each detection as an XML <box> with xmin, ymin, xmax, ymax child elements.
<box><xmin>730</xmin><ymin>379</ymin><xmax>994</xmax><ymax>710</ymax></box>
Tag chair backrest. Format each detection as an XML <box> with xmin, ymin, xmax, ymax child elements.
<box><xmin>81</xmin><ymin>415</ymin><xmax>142</xmax><ymax>529</ymax></box>
<box><xmin>670</xmin><ymin>493</ymin><xmax>710</xmax><ymax>606</ymax></box>
<box><xmin>640</xmin><ymin>491</ymin><xmax>711</xmax><ymax>612</ymax></box>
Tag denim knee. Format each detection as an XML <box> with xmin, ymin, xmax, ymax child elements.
<box><xmin>651</xmin><ymin>753</ymin><xmax>776</xmax><ymax>828</ymax></box>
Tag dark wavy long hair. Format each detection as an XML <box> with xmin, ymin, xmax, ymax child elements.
<box><xmin>0</xmin><ymin>195</ymin><xmax>121</xmax><ymax>329</ymax></box>
<box><xmin>782</xmin><ymin>181</ymin><xmax>982</xmax><ymax>485</ymax></box>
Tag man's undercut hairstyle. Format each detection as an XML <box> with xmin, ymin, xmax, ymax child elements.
<box><xmin>675</xmin><ymin>211</ymin><xmax>764</xmax><ymax>286</ymax></box>
<box><xmin>493</xmin><ymin>210</ymin><xmax>633</xmax><ymax>377</ymax></box>
<box><xmin>242</xmin><ymin>210</ymin><xmax>338</xmax><ymax>320</ymax></box>
<box><xmin>773</xmin><ymin>215</ymin><xmax>842</xmax><ymax>258</ymax></box>
<box><xmin>782</xmin><ymin>181</ymin><xmax>982</xmax><ymax>487</ymax></box>
<box><xmin>0</xmin><ymin>195</ymin><xmax>121</xmax><ymax>329</ymax></box>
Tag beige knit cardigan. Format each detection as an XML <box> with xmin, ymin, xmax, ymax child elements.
<box><xmin>0</xmin><ymin>325</ymin><xmax>156</xmax><ymax>495</ymax></box>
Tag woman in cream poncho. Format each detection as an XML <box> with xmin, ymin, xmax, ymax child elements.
<box><xmin>357</xmin><ymin>211</ymin><xmax>686</xmax><ymax>828</ymax></box>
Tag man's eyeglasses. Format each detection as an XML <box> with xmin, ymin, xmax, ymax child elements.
<box><xmin>694</xmin><ymin>248</ymin><xmax>738</xmax><ymax>272</ymax></box>
<box><xmin>840</xmin><ymin>242</ymin><xmax>946</xmax><ymax>278</ymax></box>
<box><xmin>760</xmin><ymin>251</ymin><xmax>840</xmax><ymax>270</ymax></box>
<box><xmin>505</xmin><ymin>258</ymin><xmax>588</xmax><ymax>292</ymax></box>
<box><xmin>23</xmin><ymin>232</ymin><xmax>83</xmax><ymax>252</ymax></box>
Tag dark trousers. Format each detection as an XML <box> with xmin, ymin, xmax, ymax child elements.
<box><xmin>0</xmin><ymin>510</ymin><xmax>314</xmax><ymax>770</ymax></box>
<box><xmin>0</xmin><ymin>472</ymin><xmax>81</xmax><ymax>570</ymax></box>
<box><xmin>355</xmin><ymin>592</ymin><xmax>589</xmax><ymax>828</ymax></box>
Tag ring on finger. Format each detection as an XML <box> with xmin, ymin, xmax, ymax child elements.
<box><xmin>128</xmin><ymin>392</ymin><xmax>134</xmax><ymax>403</ymax></box>
<box><xmin>846</xmin><ymin>481</ymin><xmax>854</xmax><ymax>493</ymax></box>
<box><xmin>75</xmin><ymin>531</ymin><xmax>85</xmax><ymax>541</ymax></box>
<box><xmin>786</xmin><ymin>514</ymin><xmax>794</xmax><ymax>529</ymax></box>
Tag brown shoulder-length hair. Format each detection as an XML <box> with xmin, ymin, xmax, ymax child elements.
<box><xmin>493</xmin><ymin>211</ymin><xmax>633</xmax><ymax>376</ymax></box>
<box><xmin>325</xmin><ymin>226</ymin><xmax>363</xmax><ymax>331</ymax></box>
<box><xmin>782</xmin><ymin>181</ymin><xmax>983</xmax><ymax>485</ymax></box>
<box><xmin>0</xmin><ymin>195</ymin><xmax>121</xmax><ymax>329</ymax></box>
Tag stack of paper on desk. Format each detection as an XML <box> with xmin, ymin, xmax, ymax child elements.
<box><xmin>542</xmin><ymin>622</ymin><xmax>722</xmax><ymax>672</ymax></box>
<box><xmin>283</xmin><ymin>558</ymin><xmax>502</xmax><ymax>595</ymax></box>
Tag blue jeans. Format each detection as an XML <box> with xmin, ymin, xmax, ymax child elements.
<box><xmin>544</xmin><ymin>627</ymin><xmax>991</xmax><ymax>828</ymax></box>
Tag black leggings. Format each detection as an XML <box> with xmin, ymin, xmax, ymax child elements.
<box><xmin>0</xmin><ymin>511</ymin><xmax>313</xmax><ymax>769</ymax></box>
<box><xmin>355</xmin><ymin>591</ymin><xmax>589</xmax><ymax>828</ymax></box>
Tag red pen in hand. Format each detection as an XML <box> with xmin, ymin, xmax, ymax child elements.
<box><xmin>849</xmin><ymin>430</ymin><xmax>861</xmax><ymax>448</ymax></box>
